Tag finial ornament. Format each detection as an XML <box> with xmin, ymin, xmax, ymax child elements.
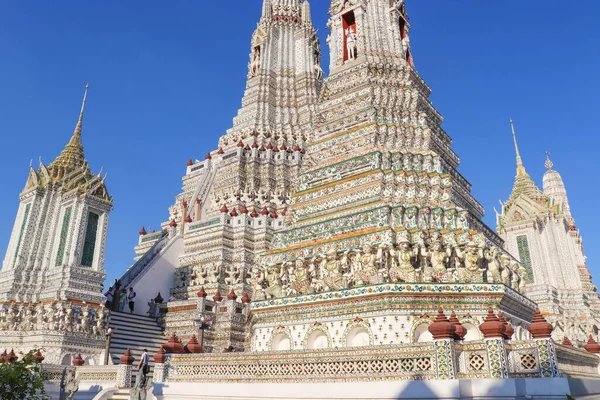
<box><xmin>545</xmin><ymin>151</ymin><xmax>553</xmax><ymax>170</ymax></box>
<box><xmin>510</xmin><ymin>119</ymin><xmax>526</xmax><ymax>177</ymax></box>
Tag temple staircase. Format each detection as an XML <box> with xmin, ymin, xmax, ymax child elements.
<box><xmin>108</xmin><ymin>311</ymin><xmax>166</xmax><ymax>383</ymax></box>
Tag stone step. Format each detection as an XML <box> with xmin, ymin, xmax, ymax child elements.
<box><xmin>107</xmin><ymin>389</ymin><xmax>131</xmax><ymax>400</ymax></box>
<box><xmin>109</xmin><ymin>311</ymin><xmax>160</xmax><ymax>323</ymax></box>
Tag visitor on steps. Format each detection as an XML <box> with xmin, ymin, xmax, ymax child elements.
<box><xmin>128</xmin><ymin>288</ymin><xmax>137</xmax><ymax>313</ymax></box>
<box><xmin>119</xmin><ymin>288</ymin><xmax>127</xmax><ymax>312</ymax></box>
<box><xmin>105</xmin><ymin>286</ymin><xmax>114</xmax><ymax>309</ymax></box>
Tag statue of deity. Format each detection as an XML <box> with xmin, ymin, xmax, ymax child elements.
<box><xmin>389</xmin><ymin>240</ymin><xmax>418</xmax><ymax>282</ymax></box>
<box><xmin>346</xmin><ymin>28</ymin><xmax>357</xmax><ymax>61</ymax></box>
<box><xmin>291</xmin><ymin>258</ymin><xmax>315</xmax><ymax>295</ymax></box>
<box><xmin>356</xmin><ymin>244</ymin><xmax>383</xmax><ymax>285</ymax></box>
<box><xmin>484</xmin><ymin>247</ymin><xmax>502</xmax><ymax>283</ymax></box>
<box><xmin>205</xmin><ymin>264</ymin><xmax>221</xmax><ymax>284</ymax></box>
<box><xmin>422</xmin><ymin>240</ymin><xmax>451</xmax><ymax>282</ymax></box>
<box><xmin>319</xmin><ymin>250</ymin><xmax>348</xmax><ymax>291</ymax></box>
<box><xmin>250</xmin><ymin>47</ymin><xmax>261</xmax><ymax>76</ymax></box>
<box><xmin>454</xmin><ymin>242</ymin><xmax>484</xmax><ymax>283</ymax></box>
<box><xmin>264</xmin><ymin>265</ymin><xmax>284</xmax><ymax>299</ymax></box>
<box><xmin>252</xmin><ymin>267</ymin><xmax>267</xmax><ymax>301</ymax></box>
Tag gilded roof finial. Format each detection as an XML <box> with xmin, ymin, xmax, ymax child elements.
<box><xmin>73</xmin><ymin>83</ymin><xmax>89</xmax><ymax>139</ymax></box>
<box><xmin>510</xmin><ymin>119</ymin><xmax>526</xmax><ymax>177</ymax></box>
<box><xmin>545</xmin><ymin>151</ymin><xmax>553</xmax><ymax>170</ymax></box>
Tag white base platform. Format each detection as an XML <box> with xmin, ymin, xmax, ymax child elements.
<box><xmin>151</xmin><ymin>378</ymin><xmax>600</xmax><ymax>400</ymax></box>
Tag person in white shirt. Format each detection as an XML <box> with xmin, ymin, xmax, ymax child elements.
<box><xmin>128</xmin><ymin>288</ymin><xmax>136</xmax><ymax>313</ymax></box>
<box><xmin>137</xmin><ymin>349</ymin><xmax>150</xmax><ymax>387</ymax></box>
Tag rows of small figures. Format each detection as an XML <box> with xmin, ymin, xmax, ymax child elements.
<box><xmin>253</xmin><ymin>241</ymin><xmax>527</xmax><ymax>299</ymax></box>
<box><xmin>0</xmin><ymin>301</ymin><xmax>107</xmax><ymax>335</ymax></box>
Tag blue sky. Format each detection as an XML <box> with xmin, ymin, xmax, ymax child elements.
<box><xmin>0</xmin><ymin>1</ymin><xmax>599</xmax><ymax>286</ymax></box>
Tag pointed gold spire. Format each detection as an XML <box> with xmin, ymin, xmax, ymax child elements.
<box><xmin>49</xmin><ymin>84</ymin><xmax>89</xmax><ymax>179</ymax></box>
<box><xmin>510</xmin><ymin>119</ymin><xmax>526</xmax><ymax>177</ymax></box>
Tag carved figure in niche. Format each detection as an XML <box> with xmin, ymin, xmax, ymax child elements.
<box><xmin>250</xmin><ymin>47</ymin><xmax>261</xmax><ymax>77</ymax></box>
<box><xmin>319</xmin><ymin>250</ymin><xmax>348</xmax><ymax>291</ymax></box>
<box><xmin>34</xmin><ymin>304</ymin><xmax>45</xmax><ymax>330</ymax></box>
<box><xmin>454</xmin><ymin>243</ymin><xmax>484</xmax><ymax>283</ymax></box>
<box><xmin>431</xmin><ymin>208</ymin><xmax>443</xmax><ymax>230</ymax></box>
<box><xmin>418</xmin><ymin>207</ymin><xmax>430</xmax><ymax>229</ymax></box>
<box><xmin>224</xmin><ymin>265</ymin><xmax>241</xmax><ymax>286</ymax></box>
<box><xmin>346</xmin><ymin>28</ymin><xmax>357</xmax><ymax>61</ymax></box>
<box><xmin>404</xmin><ymin>207</ymin><xmax>417</xmax><ymax>229</ymax></box>
<box><xmin>314</xmin><ymin>63</ymin><xmax>324</xmax><ymax>80</ymax></box>
<box><xmin>45</xmin><ymin>304</ymin><xmax>56</xmax><ymax>331</ymax></box>
<box><xmin>499</xmin><ymin>254</ymin><xmax>513</xmax><ymax>287</ymax></box>
<box><xmin>401</xmin><ymin>30</ymin><xmax>411</xmax><ymax>60</ymax></box>
<box><xmin>64</xmin><ymin>304</ymin><xmax>74</xmax><ymax>332</ymax></box>
<box><xmin>291</xmin><ymin>258</ymin><xmax>315</xmax><ymax>295</ymax></box>
<box><xmin>95</xmin><ymin>309</ymin><xmax>106</xmax><ymax>336</ymax></box>
<box><xmin>21</xmin><ymin>306</ymin><xmax>34</xmax><ymax>331</ymax></box>
<box><xmin>252</xmin><ymin>268</ymin><xmax>267</xmax><ymax>301</ymax></box>
<box><xmin>510</xmin><ymin>261</ymin><xmax>521</xmax><ymax>290</ymax></box>
<box><xmin>265</xmin><ymin>265</ymin><xmax>284</xmax><ymax>299</ymax></box>
<box><xmin>6</xmin><ymin>303</ymin><xmax>18</xmax><ymax>330</ymax></box>
<box><xmin>205</xmin><ymin>264</ymin><xmax>220</xmax><ymax>284</ymax></box>
<box><xmin>80</xmin><ymin>306</ymin><xmax>90</xmax><ymax>334</ymax></box>
<box><xmin>444</xmin><ymin>209</ymin><xmax>457</xmax><ymax>230</ymax></box>
<box><xmin>0</xmin><ymin>304</ymin><xmax>7</xmax><ymax>330</ymax></box>
<box><xmin>518</xmin><ymin>265</ymin><xmax>528</xmax><ymax>291</ymax></box>
<box><xmin>457</xmin><ymin>210</ymin><xmax>470</xmax><ymax>230</ymax></box>
<box><xmin>484</xmin><ymin>247</ymin><xmax>502</xmax><ymax>283</ymax></box>
<box><xmin>422</xmin><ymin>240</ymin><xmax>451</xmax><ymax>282</ymax></box>
<box><xmin>389</xmin><ymin>240</ymin><xmax>417</xmax><ymax>282</ymax></box>
<box><xmin>356</xmin><ymin>244</ymin><xmax>384</xmax><ymax>285</ymax></box>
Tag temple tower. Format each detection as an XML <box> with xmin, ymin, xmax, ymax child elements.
<box><xmin>497</xmin><ymin>121</ymin><xmax>600</xmax><ymax>344</ymax></box>
<box><xmin>0</xmin><ymin>86</ymin><xmax>112</xmax><ymax>304</ymax></box>
<box><xmin>261</xmin><ymin>0</ymin><xmax>509</xmax><ymax>270</ymax></box>
<box><xmin>127</xmin><ymin>1</ymin><xmax>324</xmax><ymax>342</ymax></box>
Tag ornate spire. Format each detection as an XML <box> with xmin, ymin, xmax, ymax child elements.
<box><xmin>545</xmin><ymin>151</ymin><xmax>553</xmax><ymax>170</ymax></box>
<box><xmin>510</xmin><ymin>119</ymin><xmax>526</xmax><ymax>177</ymax></box>
<box><xmin>48</xmin><ymin>84</ymin><xmax>89</xmax><ymax>178</ymax></box>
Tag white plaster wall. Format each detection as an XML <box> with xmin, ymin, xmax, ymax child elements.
<box><xmin>127</xmin><ymin>236</ymin><xmax>182</xmax><ymax>316</ymax></box>
<box><xmin>151</xmin><ymin>378</ymin><xmax>600</xmax><ymax>400</ymax></box>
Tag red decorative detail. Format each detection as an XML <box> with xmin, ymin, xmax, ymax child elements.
<box><xmin>270</xmin><ymin>211</ymin><xmax>278</xmax><ymax>219</ymax></box>
<box><xmin>205</xmin><ymin>153</ymin><xmax>212</xmax><ymax>160</ymax></box>
<box><xmin>259</xmin><ymin>145</ymin><xmax>266</xmax><ymax>152</ymax></box>
<box><xmin>33</xmin><ymin>350</ymin><xmax>44</xmax><ymax>364</ymax></box>
<box><xmin>73</xmin><ymin>353</ymin><xmax>85</xmax><ymax>366</ymax></box>
<box><xmin>220</xmin><ymin>204</ymin><xmax>229</xmax><ymax>213</ymax></box>
<box><xmin>217</xmin><ymin>147</ymin><xmax>224</xmax><ymax>154</ymax></box>
<box><xmin>0</xmin><ymin>349</ymin><xmax>6</xmax><ymax>364</ymax></box>
<box><xmin>281</xmin><ymin>208</ymin><xmax>287</xmax><ymax>217</ymax></box>
<box><xmin>182</xmin><ymin>199</ymin><xmax>188</xmax><ymax>208</ymax></box>
<box><xmin>169</xmin><ymin>219</ymin><xmax>177</xmax><ymax>228</ymax></box>
<box><xmin>251</xmin><ymin>141</ymin><xmax>258</xmax><ymax>148</ymax></box>
<box><xmin>266</xmin><ymin>142</ymin><xmax>273</xmax><ymax>150</ymax></box>
<box><xmin>5</xmin><ymin>349</ymin><xmax>16</xmax><ymax>364</ymax></box>
<box><xmin>479</xmin><ymin>307</ymin><xmax>504</xmax><ymax>339</ymax></box>
<box><xmin>562</xmin><ymin>336</ymin><xmax>574</xmax><ymax>348</ymax></box>
<box><xmin>427</xmin><ymin>308</ymin><xmax>455</xmax><ymax>340</ymax></box>
<box><xmin>154</xmin><ymin>346</ymin><xmax>166</xmax><ymax>363</ymax></box>
<box><xmin>139</xmin><ymin>227</ymin><xmax>147</xmax><ymax>236</ymax></box>
<box><xmin>230</xmin><ymin>208</ymin><xmax>238</xmax><ymax>217</ymax></box>
<box><xmin>197</xmin><ymin>287</ymin><xmax>207</xmax><ymax>298</ymax></box>
<box><xmin>527</xmin><ymin>308</ymin><xmax>553</xmax><ymax>339</ymax></box>
<box><xmin>186</xmin><ymin>160</ymin><xmax>194</xmax><ymax>166</ymax></box>
<box><xmin>185</xmin><ymin>335</ymin><xmax>203</xmax><ymax>354</ymax></box>
<box><xmin>569</xmin><ymin>225</ymin><xmax>577</xmax><ymax>231</ymax></box>
<box><xmin>250</xmin><ymin>208</ymin><xmax>259</xmax><ymax>218</ymax></box>
<box><xmin>237</xmin><ymin>140</ymin><xmax>244</xmax><ymax>147</ymax></box>
<box><xmin>585</xmin><ymin>336</ymin><xmax>600</xmax><ymax>354</ymax></box>
<box><xmin>260</xmin><ymin>207</ymin><xmax>269</xmax><ymax>216</ymax></box>
<box><xmin>227</xmin><ymin>289</ymin><xmax>238</xmax><ymax>301</ymax></box>
<box><xmin>449</xmin><ymin>311</ymin><xmax>466</xmax><ymax>341</ymax></box>
<box><xmin>240</xmin><ymin>205</ymin><xmax>249</xmax><ymax>214</ymax></box>
<box><xmin>241</xmin><ymin>292</ymin><xmax>252</xmax><ymax>304</ymax></box>
<box><xmin>498</xmin><ymin>311</ymin><xmax>514</xmax><ymax>340</ymax></box>
<box><xmin>273</xmin><ymin>146</ymin><xmax>280</xmax><ymax>153</ymax></box>
<box><xmin>163</xmin><ymin>333</ymin><xmax>184</xmax><ymax>354</ymax></box>
<box><xmin>184</xmin><ymin>215</ymin><xmax>193</xmax><ymax>223</ymax></box>
<box><xmin>213</xmin><ymin>290</ymin><xmax>223</xmax><ymax>303</ymax></box>
<box><xmin>244</xmin><ymin>144</ymin><xmax>251</xmax><ymax>151</ymax></box>
<box><xmin>280</xmin><ymin>144</ymin><xmax>287</xmax><ymax>151</ymax></box>
<box><xmin>300</xmin><ymin>149</ymin><xmax>306</xmax><ymax>154</ymax></box>
<box><xmin>119</xmin><ymin>349</ymin><xmax>134</xmax><ymax>365</ymax></box>
<box><xmin>294</xmin><ymin>145</ymin><xmax>301</xmax><ymax>152</ymax></box>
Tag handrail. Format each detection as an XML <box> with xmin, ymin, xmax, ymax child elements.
<box><xmin>118</xmin><ymin>232</ymin><xmax>169</xmax><ymax>289</ymax></box>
